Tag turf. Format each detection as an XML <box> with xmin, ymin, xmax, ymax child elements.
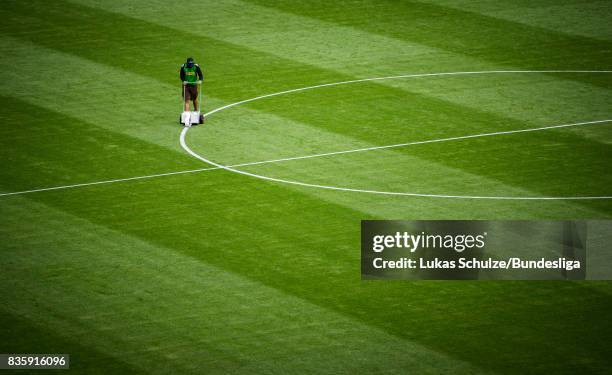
<box><xmin>1</xmin><ymin>0</ymin><xmax>611</xmax><ymax>374</ymax></box>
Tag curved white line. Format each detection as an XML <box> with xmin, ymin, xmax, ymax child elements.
<box><xmin>181</xmin><ymin>70</ymin><xmax>612</xmax><ymax>200</ymax></box>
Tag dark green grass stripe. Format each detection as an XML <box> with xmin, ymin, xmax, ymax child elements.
<box><xmin>5</xmin><ymin>166</ymin><xmax>612</xmax><ymax>374</ymax></box>
<box><xmin>246</xmin><ymin>0</ymin><xmax>612</xmax><ymax>89</ymax></box>
<box><xmin>0</xmin><ymin>95</ymin><xmax>200</xmax><ymax>193</ymax></box>
<box><xmin>0</xmin><ymin>310</ymin><xmax>149</xmax><ymax>375</ymax></box>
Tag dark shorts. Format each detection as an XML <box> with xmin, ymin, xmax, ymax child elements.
<box><xmin>183</xmin><ymin>84</ymin><xmax>199</xmax><ymax>101</ymax></box>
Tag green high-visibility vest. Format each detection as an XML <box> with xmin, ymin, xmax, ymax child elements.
<box><xmin>183</xmin><ymin>64</ymin><xmax>198</xmax><ymax>84</ymax></box>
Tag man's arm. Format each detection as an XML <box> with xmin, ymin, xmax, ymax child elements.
<box><xmin>179</xmin><ymin>66</ymin><xmax>185</xmax><ymax>82</ymax></box>
<box><xmin>196</xmin><ymin>65</ymin><xmax>204</xmax><ymax>81</ymax></box>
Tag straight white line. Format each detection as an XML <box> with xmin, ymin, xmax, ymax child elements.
<box><xmin>0</xmin><ymin>167</ymin><xmax>217</xmax><ymax>197</ymax></box>
<box><xmin>3</xmin><ymin>117</ymin><xmax>610</xmax><ymax>199</ymax></box>
<box><xmin>223</xmin><ymin>119</ymin><xmax>612</xmax><ymax>166</ymax></box>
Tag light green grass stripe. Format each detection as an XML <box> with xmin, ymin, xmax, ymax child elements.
<box><xmin>378</xmin><ymin>74</ymin><xmax>612</xmax><ymax>138</ymax></box>
<box><xmin>421</xmin><ymin>0</ymin><xmax>612</xmax><ymax>41</ymax></box>
<box><xmin>0</xmin><ymin>196</ymin><xmax>491</xmax><ymax>374</ymax></box>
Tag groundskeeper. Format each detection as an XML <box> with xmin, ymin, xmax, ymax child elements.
<box><xmin>180</xmin><ymin>57</ymin><xmax>203</xmax><ymax>111</ymax></box>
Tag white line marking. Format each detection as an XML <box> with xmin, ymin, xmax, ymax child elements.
<box><xmin>181</xmin><ymin>70</ymin><xmax>612</xmax><ymax>200</ymax></box>
<box><xmin>2</xmin><ymin>117</ymin><xmax>610</xmax><ymax>199</ymax></box>
<box><xmin>2</xmin><ymin>71</ymin><xmax>610</xmax><ymax>199</ymax></box>
<box><xmin>0</xmin><ymin>167</ymin><xmax>218</xmax><ymax>197</ymax></box>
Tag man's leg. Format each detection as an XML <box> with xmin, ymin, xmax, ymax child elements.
<box><xmin>193</xmin><ymin>85</ymin><xmax>199</xmax><ymax>111</ymax></box>
<box><xmin>183</xmin><ymin>84</ymin><xmax>189</xmax><ymax>111</ymax></box>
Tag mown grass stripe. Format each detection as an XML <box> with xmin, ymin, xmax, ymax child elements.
<box><xmin>246</xmin><ymin>0</ymin><xmax>612</xmax><ymax>87</ymax></box>
<box><xmin>421</xmin><ymin>0</ymin><xmax>612</xmax><ymax>41</ymax></box>
<box><xmin>1</xmin><ymin>196</ymin><xmax>489</xmax><ymax>374</ymax></box>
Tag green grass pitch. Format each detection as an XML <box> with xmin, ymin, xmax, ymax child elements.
<box><xmin>1</xmin><ymin>0</ymin><xmax>612</xmax><ymax>373</ymax></box>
